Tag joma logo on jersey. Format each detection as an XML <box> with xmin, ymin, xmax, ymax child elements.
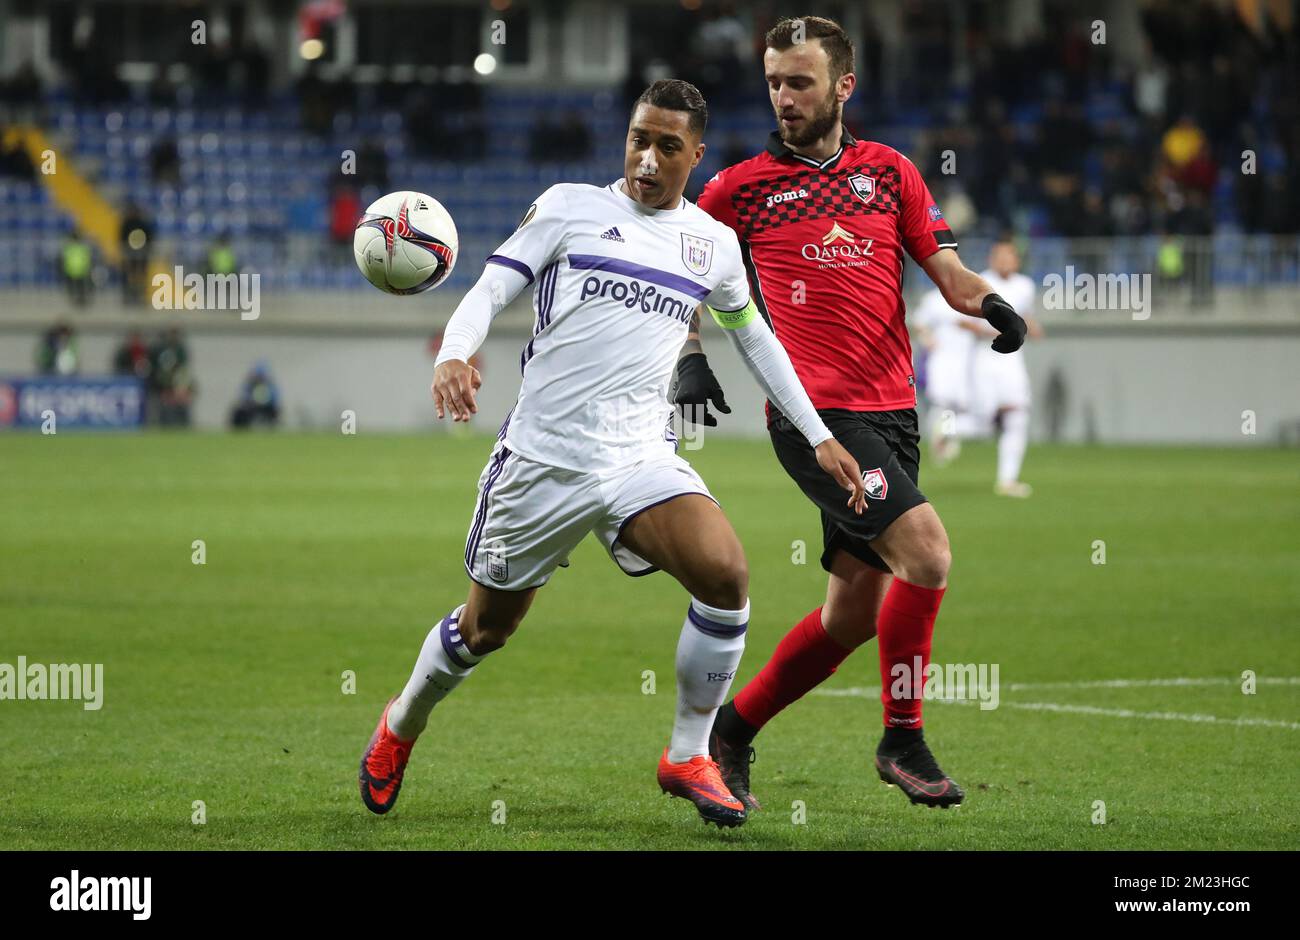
<box><xmin>578</xmin><ymin>276</ymin><xmax>692</xmax><ymax>323</ymax></box>
<box><xmin>765</xmin><ymin>187</ymin><xmax>809</xmax><ymax>208</ymax></box>
<box><xmin>801</xmin><ymin>222</ymin><xmax>874</xmax><ymax>265</ymax></box>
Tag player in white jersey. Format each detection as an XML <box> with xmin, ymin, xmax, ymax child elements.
<box><xmin>357</xmin><ymin>80</ymin><xmax>866</xmax><ymax>828</ymax></box>
<box><xmin>914</xmin><ymin>285</ymin><xmax>978</xmax><ymax>466</ymax></box>
<box><xmin>969</xmin><ymin>238</ymin><xmax>1044</xmax><ymax>496</ymax></box>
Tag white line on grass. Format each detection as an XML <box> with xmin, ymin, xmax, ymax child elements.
<box><xmin>1004</xmin><ymin>677</ymin><xmax>1300</xmax><ymax>691</ymax></box>
<box><xmin>985</xmin><ymin>700</ymin><xmax>1300</xmax><ymax>730</ymax></box>
<box><xmin>816</xmin><ymin>677</ymin><xmax>1300</xmax><ymax>696</ymax></box>
<box><xmin>812</xmin><ymin>678</ymin><xmax>1300</xmax><ymax>730</ymax></box>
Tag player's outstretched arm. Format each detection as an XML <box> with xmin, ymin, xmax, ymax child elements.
<box><xmin>670</xmin><ymin>304</ymin><xmax>731</xmax><ymax>427</ymax></box>
<box><xmin>710</xmin><ymin>299</ymin><xmax>866</xmax><ymax>514</ymax></box>
<box><xmin>432</xmin><ymin>264</ymin><xmax>529</xmax><ymax>421</ymax></box>
<box><xmin>921</xmin><ymin>249</ymin><xmax>1027</xmax><ymax>353</ymax></box>
<box><xmin>963</xmin><ymin>313</ymin><xmax>1043</xmax><ymax>341</ymax></box>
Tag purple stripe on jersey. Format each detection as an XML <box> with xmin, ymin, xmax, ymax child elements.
<box><xmin>486</xmin><ymin>254</ymin><xmax>534</xmax><ymax>285</ymax></box>
<box><xmin>439</xmin><ymin>614</ymin><xmax>476</xmax><ymax>670</ymax></box>
<box><xmin>536</xmin><ymin>263</ymin><xmax>551</xmax><ymax>329</ymax></box>
<box><xmin>521</xmin><ymin>262</ymin><xmax>558</xmax><ymax>373</ymax></box>
<box><xmin>464</xmin><ymin>447</ymin><xmax>511</xmax><ymax>570</ymax></box>
<box><xmin>537</xmin><ymin>265</ymin><xmax>548</xmax><ymax>328</ymax></box>
<box><xmin>567</xmin><ymin>253</ymin><xmax>710</xmax><ymax>301</ymax></box>
<box><xmin>497</xmin><ymin>405</ymin><xmax>515</xmax><ymax>441</ymax></box>
<box><xmin>538</xmin><ymin>260</ymin><xmax>558</xmax><ymax>328</ymax></box>
<box><xmin>543</xmin><ymin>260</ymin><xmax>559</xmax><ymax>326</ymax></box>
<box><xmin>687</xmin><ymin>604</ymin><xmax>748</xmax><ymax>638</ymax></box>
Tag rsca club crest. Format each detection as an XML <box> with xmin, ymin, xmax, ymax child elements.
<box><xmin>486</xmin><ymin>543</ymin><xmax>509</xmax><ymax>583</ymax></box>
<box><xmin>681</xmin><ymin>233</ymin><xmax>714</xmax><ymax>276</ymax></box>
<box><xmin>848</xmin><ymin>174</ymin><xmax>876</xmax><ymax>205</ymax></box>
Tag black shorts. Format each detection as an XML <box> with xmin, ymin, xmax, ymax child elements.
<box><xmin>768</xmin><ymin>407</ymin><xmax>927</xmax><ymax>573</ymax></box>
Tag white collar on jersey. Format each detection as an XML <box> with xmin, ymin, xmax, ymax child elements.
<box><xmin>610</xmin><ymin>178</ymin><xmax>687</xmax><ymax>215</ymax></box>
<box><xmin>765</xmin><ymin>126</ymin><xmax>857</xmax><ymax>170</ymax></box>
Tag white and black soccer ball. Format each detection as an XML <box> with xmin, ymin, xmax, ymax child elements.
<box><xmin>353</xmin><ymin>191</ymin><xmax>458</xmax><ymax>295</ymax></box>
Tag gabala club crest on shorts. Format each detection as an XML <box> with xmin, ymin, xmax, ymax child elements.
<box><xmin>862</xmin><ymin>467</ymin><xmax>888</xmax><ymax>500</ymax></box>
<box><xmin>681</xmin><ymin>233</ymin><xmax>713</xmax><ymax>276</ymax></box>
<box><xmin>848</xmin><ymin>174</ymin><xmax>876</xmax><ymax>205</ymax></box>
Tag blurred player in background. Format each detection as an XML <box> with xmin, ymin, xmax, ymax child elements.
<box><xmin>680</xmin><ymin>15</ymin><xmax>1029</xmax><ymax>810</ymax></box>
<box><xmin>969</xmin><ymin>238</ymin><xmax>1044</xmax><ymax>497</ymax></box>
<box><xmin>358</xmin><ymin>80</ymin><xmax>865</xmax><ymax>829</ymax></box>
<box><xmin>913</xmin><ymin>284</ymin><xmax>977</xmax><ymax>467</ymax></box>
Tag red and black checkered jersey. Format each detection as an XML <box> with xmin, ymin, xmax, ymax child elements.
<box><xmin>697</xmin><ymin>128</ymin><xmax>956</xmax><ymax>413</ymax></box>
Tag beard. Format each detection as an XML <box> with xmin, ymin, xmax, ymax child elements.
<box><xmin>777</xmin><ymin>86</ymin><xmax>841</xmax><ymax>148</ymax></box>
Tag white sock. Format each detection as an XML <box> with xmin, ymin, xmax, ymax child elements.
<box><xmin>387</xmin><ymin>605</ymin><xmax>483</xmax><ymax>741</ymax></box>
<box><xmin>667</xmin><ymin>597</ymin><xmax>749</xmax><ymax>763</ymax></box>
<box><xmin>997</xmin><ymin>408</ymin><xmax>1029</xmax><ymax>484</ymax></box>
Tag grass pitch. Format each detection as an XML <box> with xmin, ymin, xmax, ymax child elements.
<box><xmin>2</xmin><ymin>431</ymin><xmax>1297</xmax><ymax>850</ymax></box>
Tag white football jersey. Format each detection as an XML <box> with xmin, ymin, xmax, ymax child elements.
<box><xmin>915</xmin><ymin>287</ymin><xmax>975</xmax><ymax>361</ymax></box>
<box><xmin>914</xmin><ymin>286</ymin><xmax>976</xmax><ymax>407</ymax></box>
<box><xmin>485</xmin><ymin>180</ymin><xmax>750</xmax><ymax>471</ymax></box>
<box><xmin>978</xmin><ymin>269</ymin><xmax>1036</xmax><ymax>369</ymax></box>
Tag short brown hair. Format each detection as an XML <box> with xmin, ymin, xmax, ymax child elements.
<box><xmin>765</xmin><ymin>16</ymin><xmax>855</xmax><ymax>84</ymax></box>
<box><xmin>631</xmin><ymin>79</ymin><xmax>709</xmax><ymax>137</ymax></box>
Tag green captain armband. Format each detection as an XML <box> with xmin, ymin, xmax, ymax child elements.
<box><xmin>708</xmin><ymin>298</ymin><xmax>758</xmax><ymax>330</ymax></box>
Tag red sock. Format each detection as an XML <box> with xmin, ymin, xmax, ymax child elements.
<box><xmin>877</xmin><ymin>578</ymin><xmax>946</xmax><ymax>729</ymax></box>
<box><xmin>733</xmin><ymin>607</ymin><xmax>853</xmax><ymax>731</ymax></box>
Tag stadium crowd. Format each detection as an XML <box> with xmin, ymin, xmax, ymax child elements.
<box><xmin>627</xmin><ymin>0</ymin><xmax>1298</xmax><ymax>239</ymax></box>
<box><xmin>0</xmin><ymin>0</ymin><xmax>1294</xmax><ymax>300</ymax></box>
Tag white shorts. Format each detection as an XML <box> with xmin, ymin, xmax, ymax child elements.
<box><xmin>972</xmin><ymin>352</ymin><xmax>1030</xmax><ymax>417</ymax></box>
<box><xmin>463</xmin><ymin>441</ymin><xmax>715</xmax><ymax>591</ymax></box>
<box><xmin>925</xmin><ymin>351</ymin><xmax>972</xmax><ymax>412</ymax></box>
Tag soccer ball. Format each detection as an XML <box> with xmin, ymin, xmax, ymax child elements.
<box><xmin>353</xmin><ymin>191</ymin><xmax>458</xmax><ymax>295</ymax></box>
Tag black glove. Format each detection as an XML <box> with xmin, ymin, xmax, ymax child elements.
<box><xmin>982</xmin><ymin>292</ymin><xmax>1027</xmax><ymax>353</ymax></box>
<box><xmin>670</xmin><ymin>352</ymin><xmax>730</xmax><ymax>427</ymax></box>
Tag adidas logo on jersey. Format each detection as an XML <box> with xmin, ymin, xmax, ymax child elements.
<box><xmin>600</xmin><ymin>226</ymin><xmax>625</xmax><ymax>242</ymax></box>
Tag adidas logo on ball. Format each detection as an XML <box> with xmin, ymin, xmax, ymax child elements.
<box><xmin>353</xmin><ymin>191</ymin><xmax>459</xmax><ymax>295</ymax></box>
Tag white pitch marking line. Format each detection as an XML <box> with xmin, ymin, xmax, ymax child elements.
<box><xmin>815</xmin><ymin>677</ymin><xmax>1300</xmax><ymax>697</ymax></box>
<box><xmin>812</xmin><ymin>678</ymin><xmax>1300</xmax><ymax>731</ymax></box>
<box><xmin>987</xmin><ymin>700</ymin><xmax>1300</xmax><ymax>731</ymax></box>
<box><xmin>1004</xmin><ymin>677</ymin><xmax>1300</xmax><ymax>691</ymax></box>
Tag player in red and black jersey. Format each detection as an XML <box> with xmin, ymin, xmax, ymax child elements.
<box><xmin>675</xmin><ymin>15</ymin><xmax>1027</xmax><ymax>809</ymax></box>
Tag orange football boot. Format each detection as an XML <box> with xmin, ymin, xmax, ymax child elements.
<box><xmin>359</xmin><ymin>697</ymin><xmax>415</xmax><ymax>815</ymax></box>
<box><xmin>657</xmin><ymin>748</ymin><xmax>747</xmax><ymax>828</ymax></box>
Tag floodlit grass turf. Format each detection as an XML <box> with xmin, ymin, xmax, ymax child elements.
<box><xmin>2</xmin><ymin>431</ymin><xmax>1297</xmax><ymax>850</ymax></box>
